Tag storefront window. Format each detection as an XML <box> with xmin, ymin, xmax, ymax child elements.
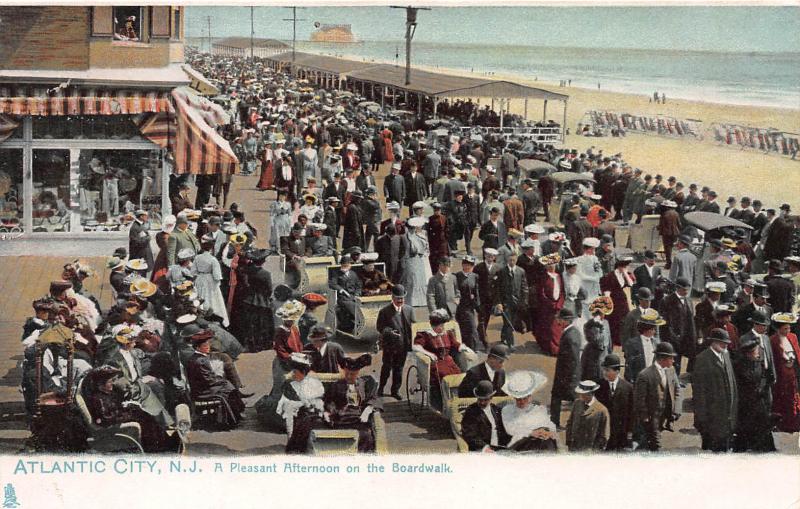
<box><xmin>0</xmin><ymin>149</ymin><xmax>23</xmax><ymax>233</ymax></box>
<box><xmin>32</xmin><ymin>149</ymin><xmax>70</xmax><ymax>233</ymax></box>
<box><xmin>32</xmin><ymin>148</ymin><xmax>163</xmax><ymax>233</ymax></box>
<box><xmin>32</xmin><ymin>116</ymin><xmax>144</xmax><ymax>141</ymax></box>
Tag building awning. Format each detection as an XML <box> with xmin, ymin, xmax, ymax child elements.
<box><xmin>171</xmin><ymin>88</ymin><xmax>239</xmax><ymax>176</ymax></box>
<box><xmin>182</xmin><ymin>65</ymin><xmax>219</xmax><ymax>96</ymax></box>
<box><xmin>0</xmin><ymin>86</ymin><xmax>173</xmax><ymax>116</ymax></box>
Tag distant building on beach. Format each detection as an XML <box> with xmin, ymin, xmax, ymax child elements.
<box><xmin>310</xmin><ymin>24</ymin><xmax>357</xmax><ymax>43</ymax></box>
<box><xmin>212</xmin><ymin>37</ymin><xmax>290</xmax><ymax>58</ymax></box>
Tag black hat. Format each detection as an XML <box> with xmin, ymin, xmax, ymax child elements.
<box><xmin>113</xmin><ymin>247</ymin><xmax>128</xmax><ymax>259</ymax></box>
<box><xmin>338</xmin><ymin>353</ymin><xmax>372</xmax><ymax>371</ymax></box>
<box><xmin>739</xmin><ymin>337</ymin><xmax>761</xmax><ymax>352</ymax></box>
<box><xmin>89</xmin><ymin>365</ymin><xmax>123</xmax><ymax>386</ymax></box>
<box><xmin>749</xmin><ymin>311</ymin><xmax>770</xmax><ymax>326</ymax></box>
<box><xmin>247</xmin><ymin>248</ymin><xmax>269</xmax><ymax>264</ymax></box>
<box><xmin>601</xmin><ymin>354</ymin><xmax>623</xmax><ymax>369</ymax></box>
<box><xmin>488</xmin><ymin>344</ymin><xmax>510</xmax><ymax>361</ymax></box>
<box><xmin>473</xmin><ymin>380</ymin><xmax>496</xmax><ymax>399</ymax></box>
<box><xmin>429</xmin><ymin>309</ymin><xmax>450</xmax><ymax>326</ymax></box>
<box><xmin>179</xmin><ymin>323</ymin><xmax>204</xmax><ymax>339</ymax></box>
<box><xmin>654</xmin><ymin>342</ymin><xmax>677</xmax><ymax>357</ymax></box>
<box><xmin>391</xmin><ymin>284</ymin><xmax>407</xmax><ymax>298</ymax></box>
<box><xmin>768</xmin><ymin>259</ymin><xmax>784</xmax><ymax>272</ymax></box>
<box><xmin>675</xmin><ymin>277</ymin><xmax>692</xmax><ymax>289</ymax></box>
<box><xmin>558</xmin><ymin>308</ymin><xmax>576</xmax><ymax>321</ymax></box>
<box><xmin>636</xmin><ymin>287</ymin><xmax>653</xmax><ymax>301</ymax></box>
<box><xmin>308</xmin><ymin>324</ymin><xmax>330</xmax><ymax>341</ymax></box>
<box><xmin>643</xmin><ymin>250</ymin><xmax>657</xmax><ymax>260</ymax></box>
<box><xmin>677</xmin><ymin>234</ymin><xmax>692</xmax><ymax>245</ymax></box>
<box><xmin>707</xmin><ymin>328</ymin><xmax>732</xmax><ymax>344</ymax></box>
<box><xmin>50</xmin><ymin>280</ymin><xmax>73</xmax><ymax>294</ymax></box>
<box><xmin>438</xmin><ymin>256</ymin><xmax>451</xmax><ymax>266</ymax></box>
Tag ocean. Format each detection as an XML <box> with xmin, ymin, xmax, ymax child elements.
<box><xmin>185</xmin><ymin>6</ymin><xmax>800</xmax><ymax>111</ymax></box>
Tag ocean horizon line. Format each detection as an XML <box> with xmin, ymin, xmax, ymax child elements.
<box><xmin>186</xmin><ymin>37</ymin><xmax>800</xmax><ymax>58</ymax></box>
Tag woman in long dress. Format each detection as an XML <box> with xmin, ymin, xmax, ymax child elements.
<box><xmin>192</xmin><ymin>235</ymin><xmax>229</xmax><ymax>327</ymax></box>
<box><xmin>151</xmin><ymin>214</ymin><xmax>176</xmax><ymax>293</ymax></box>
<box><xmin>403</xmin><ymin>217</ymin><xmax>432</xmax><ymax>307</ymax></box>
<box><xmin>770</xmin><ymin>314</ymin><xmax>800</xmax><ymax>432</ymax></box>
<box><xmin>269</xmin><ymin>189</ymin><xmax>293</xmax><ymax>253</ymax></box>
<box><xmin>277</xmin><ymin>354</ymin><xmax>326</xmax><ymax>453</ymax></box>
<box><xmin>257</xmin><ymin>143</ymin><xmax>275</xmax><ymax>191</ymax></box>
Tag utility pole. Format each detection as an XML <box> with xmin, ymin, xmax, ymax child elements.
<box><xmin>390</xmin><ymin>6</ymin><xmax>430</xmax><ymax>86</ymax></box>
<box><xmin>283</xmin><ymin>7</ymin><xmax>307</xmax><ymax>66</ymax></box>
<box><xmin>250</xmin><ymin>6</ymin><xmax>254</xmax><ymax>59</ymax></box>
<box><xmin>206</xmin><ymin>16</ymin><xmax>211</xmax><ymax>53</ymax></box>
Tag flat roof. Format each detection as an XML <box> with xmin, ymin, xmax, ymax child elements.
<box><xmin>213</xmin><ymin>37</ymin><xmax>289</xmax><ymax>49</ymax></box>
<box><xmin>267</xmin><ymin>52</ymin><xmax>568</xmax><ymax>102</ymax></box>
<box><xmin>0</xmin><ymin>63</ymin><xmax>190</xmax><ymax>89</ymax></box>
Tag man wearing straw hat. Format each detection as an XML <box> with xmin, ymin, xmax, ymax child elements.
<box><xmin>566</xmin><ymin>380</ymin><xmax>610</xmax><ymax>451</ymax></box>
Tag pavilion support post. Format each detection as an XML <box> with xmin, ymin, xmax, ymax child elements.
<box><xmin>562</xmin><ymin>100</ymin><xmax>568</xmax><ymax>142</ymax></box>
<box><xmin>543</xmin><ymin>99</ymin><xmax>548</xmax><ymax>122</ymax></box>
<box><xmin>418</xmin><ymin>93</ymin><xmax>423</xmax><ymax>117</ymax></box>
<box><xmin>393</xmin><ymin>88</ymin><xmax>397</xmax><ymax>108</ymax></box>
<box><xmin>500</xmin><ymin>98</ymin><xmax>505</xmax><ymax>129</ymax></box>
<box><xmin>524</xmin><ymin>98</ymin><xmax>528</xmax><ymax>119</ymax></box>
<box><xmin>491</xmin><ymin>98</ymin><xmax>495</xmax><ymax>111</ymax></box>
<box><xmin>433</xmin><ymin>97</ymin><xmax>440</xmax><ymax>118</ymax></box>
<box><xmin>381</xmin><ymin>87</ymin><xmax>385</xmax><ymax>108</ymax></box>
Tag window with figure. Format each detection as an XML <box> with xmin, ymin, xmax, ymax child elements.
<box><xmin>113</xmin><ymin>6</ymin><xmax>142</xmax><ymax>41</ymax></box>
<box><xmin>0</xmin><ymin>149</ymin><xmax>23</xmax><ymax>233</ymax></box>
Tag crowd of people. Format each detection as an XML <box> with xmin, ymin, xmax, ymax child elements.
<box><xmin>19</xmin><ymin>49</ymin><xmax>800</xmax><ymax>455</ymax></box>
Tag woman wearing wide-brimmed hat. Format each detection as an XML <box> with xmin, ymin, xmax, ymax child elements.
<box><xmin>500</xmin><ymin>370</ymin><xmax>558</xmax><ymax>452</ymax></box>
<box><xmin>581</xmin><ymin>296</ymin><xmax>614</xmax><ymax>383</ymax></box>
<box><xmin>770</xmin><ymin>312</ymin><xmax>800</xmax><ymax>432</ymax></box>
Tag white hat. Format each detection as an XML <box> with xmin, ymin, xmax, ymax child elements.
<box><xmin>360</xmin><ymin>252</ymin><xmax>379</xmax><ymax>262</ymax></box>
<box><xmin>176</xmin><ymin>314</ymin><xmax>197</xmax><ymax>325</ymax></box>
<box><xmin>177</xmin><ymin>249</ymin><xmax>195</xmax><ymax>262</ymax></box>
<box><xmin>582</xmin><ymin>237</ymin><xmax>600</xmax><ymax>248</ymax></box>
<box><xmin>161</xmin><ymin>214</ymin><xmax>177</xmax><ymax>233</ymax></box>
<box><xmin>412</xmin><ymin>201</ymin><xmax>426</xmax><ymax>210</ymax></box>
<box><xmin>391</xmin><ymin>162</ymin><xmax>401</xmax><ymax>171</ymax></box>
<box><xmin>662</xmin><ymin>200</ymin><xmax>678</xmax><ymax>208</ymax></box>
<box><xmin>705</xmin><ymin>281</ymin><xmax>727</xmax><ymax>293</ymax></box>
<box><xmin>502</xmin><ymin>371</ymin><xmax>548</xmax><ymax>399</ymax></box>
<box><xmin>548</xmin><ymin>232</ymin><xmax>565</xmax><ymax>242</ymax></box>
<box><xmin>575</xmin><ymin>380</ymin><xmax>600</xmax><ymax>394</ymax></box>
<box><xmin>309</xmin><ymin>223</ymin><xmax>327</xmax><ymax>231</ymax></box>
<box><xmin>524</xmin><ymin>224</ymin><xmax>545</xmax><ymax>234</ymax></box>
<box><xmin>346</xmin><ymin>142</ymin><xmax>357</xmax><ymax>151</ymax></box>
<box><xmin>485</xmin><ymin>165</ymin><xmax>496</xmax><ymax>174</ymax></box>
<box><xmin>408</xmin><ymin>216</ymin><xmax>427</xmax><ymax>228</ymax></box>
<box><xmin>126</xmin><ymin>258</ymin><xmax>148</xmax><ymax>271</ymax></box>
<box><xmin>387</xmin><ymin>201</ymin><xmax>400</xmax><ymax>211</ymax></box>
<box><xmin>483</xmin><ymin>247</ymin><xmax>499</xmax><ymax>256</ymax></box>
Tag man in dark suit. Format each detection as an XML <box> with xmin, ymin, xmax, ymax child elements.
<box><xmin>478</xmin><ymin>207</ymin><xmax>507</xmax><ymax>250</ymax></box>
<box><xmin>732</xmin><ymin>286</ymin><xmax>772</xmax><ymax>335</ymax></box>
<box><xmin>623</xmin><ymin>311</ymin><xmax>663</xmax><ymax>383</ymax></box>
<box><xmin>620</xmin><ymin>287</ymin><xmax>658</xmax><ymax>350</ymax></box>
<box><xmin>458</xmin><ymin>344</ymin><xmax>509</xmax><ymax>398</ymax></box>
<box><xmin>633</xmin><ymin>342</ymin><xmax>681</xmax><ymax>451</ymax></box>
<box><xmin>323</xmin><ymin>174</ymin><xmax>347</xmax><ymax>234</ymax></box>
<box><xmin>520</xmin><ymin>179</ymin><xmax>541</xmax><ymax>224</ymax></box>
<box><xmin>280</xmin><ymin>225</ymin><xmax>307</xmax><ymax>290</ymax></box>
<box><xmin>383</xmin><ymin>163</ymin><xmax>406</xmax><ymax>205</ymax></box>
<box><xmin>186</xmin><ymin>329</ymin><xmax>245</xmax><ymax>428</ymax></box>
<box><xmin>324</xmin><ymin>354</ymin><xmax>383</xmax><ymax>452</ymax></box>
<box><xmin>376</xmin><ymin>285</ymin><xmax>415</xmax><ymax>399</ymax></box>
<box><xmin>736</xmin><ymin>311</ymin><xmax>776</xmax><ymax>408</ymax></box>
<box><xmin>342</xmin><ymin>191</ymin><xmax>365</xmax><ymax>252</ymax></box>
<box><xmin>494</xmin><ymin>252</ymin><xmax>528</xmax><ymax>351</ymax></box>
<box><xmin>403</xmin><ymin>163</ymin><xmax>428</xmax><ymax>216</ymax></box>
<box><xmin>632</xmin><ymin>251</ymin><xmax>662</xmax><ymax>305</ymax></box>
<box><xmin>460</xmin><ymin>380</ymin><xmax>511</xmax><ymax>452</ymax></box>
<box><xmin>329</xmin><ymin>257</ymin><xmax>363</xmax><ymax>334</ymax></box>
<box><xmin>474</xmin><ymin>248</ymin><xmax>500</xmax><ymax>350</ymax></box>
<box><xmin>306</xmin><ymin>325</ymin><xmax>345</xmax><ymax>374</ymax></box>
<box><xmin>129</xmin><ymin>210</ymin><xmax>154</xmax><ymax>274</ymax></box>
<box><xmin>764</xmin><ymin>259</ymin><xmax>795</xmax><ymax>313</ymax></box>
<box><xmin>454</xmin><ymin>256</ymin><xmax>481</xmax><ymax>350</ymax></box>
<box><xmin>550</xmin><ymin>308</ymin><xmax>583</xmax><ymax>428</ymax></box>
<box><xmin>596</xmin><ymin>354</ymin><xmax>634</xmax><ymax>450</ymax></box>
<box><xmin>659</xmin><ymin>277</ymin><xmax>696</xmax><ymax>377</ymax></box>
<box><xmin>692</xmin><ymin>328</ymin><xmax>738</xmax><ymax>452</ymax></box>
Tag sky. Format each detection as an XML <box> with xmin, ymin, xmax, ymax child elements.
<box><xmin>185</xmin><ymin>5</ymin><xmax>800</xmax><ymax>53</ymax></box>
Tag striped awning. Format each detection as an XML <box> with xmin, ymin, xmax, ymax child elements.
<box><xmin>0</xmin><ymin>86</ymin><xmax>173</xmax><ymax>116</ymax></box>
<box><xmin>0</xmin><ymin>114</ymin><xmax>20</xmax><ymax>142</ymax></box>
<box><xmin>171</xmin><ymin>88</ymin><xmax>239</xmax><ymax>175</ymax></box>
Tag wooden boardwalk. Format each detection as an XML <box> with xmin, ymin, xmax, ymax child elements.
<box><xmin>0</xmin><ymin>171</ymin><xmax>796</xmax><ymax>455</ymax></box>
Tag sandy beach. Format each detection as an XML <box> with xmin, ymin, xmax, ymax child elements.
<box><xmin>336</xmin><ymin>52</ymin><xmax>800</xmax><ymax>207</ymax></box>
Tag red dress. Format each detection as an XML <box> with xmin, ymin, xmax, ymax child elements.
<box><xmin>532</xmin><ymin>270</ymin><xmax>565</xmax><ymax>355</ymax></box>
<box><xmin>382</xmin><ymin>130</ymin><xmax>394</xmax><ymax>164</ymax></box>
<box><xmin>257</xmin><ymin>149</ymin><xmax>274</xmax><ymax>190</ymax></box>
<box><xmin>150</xmin><ymin>231</ymin><xmax>170</xmax><ymax>293</ymax></box>
<box><xmin>414</xmin><ymin>330</ymin><xmax>461</xmax><ymax>385</ymax></box>
<box><xmin>600</xmin><ymin>270</ymin><xmax>634</xmax><ymax>346</ymax></box>
<box><xmin>770</xmin><ymin>332</ymin><xmax>800</xmax><ymax>432</ymax></box>
<box><xmin>274</xmin><ymin>325</ymin><xmax>303</xmax><ymax>362</ymax></box>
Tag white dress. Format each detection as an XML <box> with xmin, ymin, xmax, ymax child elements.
<box><xmin>501</xmin><ymin>402</ymin><xmax>557</xmax><ymax>448</ymax></box>
<box><xmin>192</xmin><ymin>251</ymin><xmax>229</xmax><ymax>326</ymax></box>
<box><xmin>576</xmin><ymin>254</ymin><xmax>602</xmax><ymax>317</ymax></box>
<box><xmin>404</xmin><ymin>231</ymin><xmax>433</xmax><ymax>307</ymax></box>
<box><xmin>269</xmin><ymin>200</ymin><xmax>293</xmax><ymax>249</ymax></box>
<box><xmin>275</xmin><ymin>376</ymin><xmax>325</xmax><ymax>435</ymax></box>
